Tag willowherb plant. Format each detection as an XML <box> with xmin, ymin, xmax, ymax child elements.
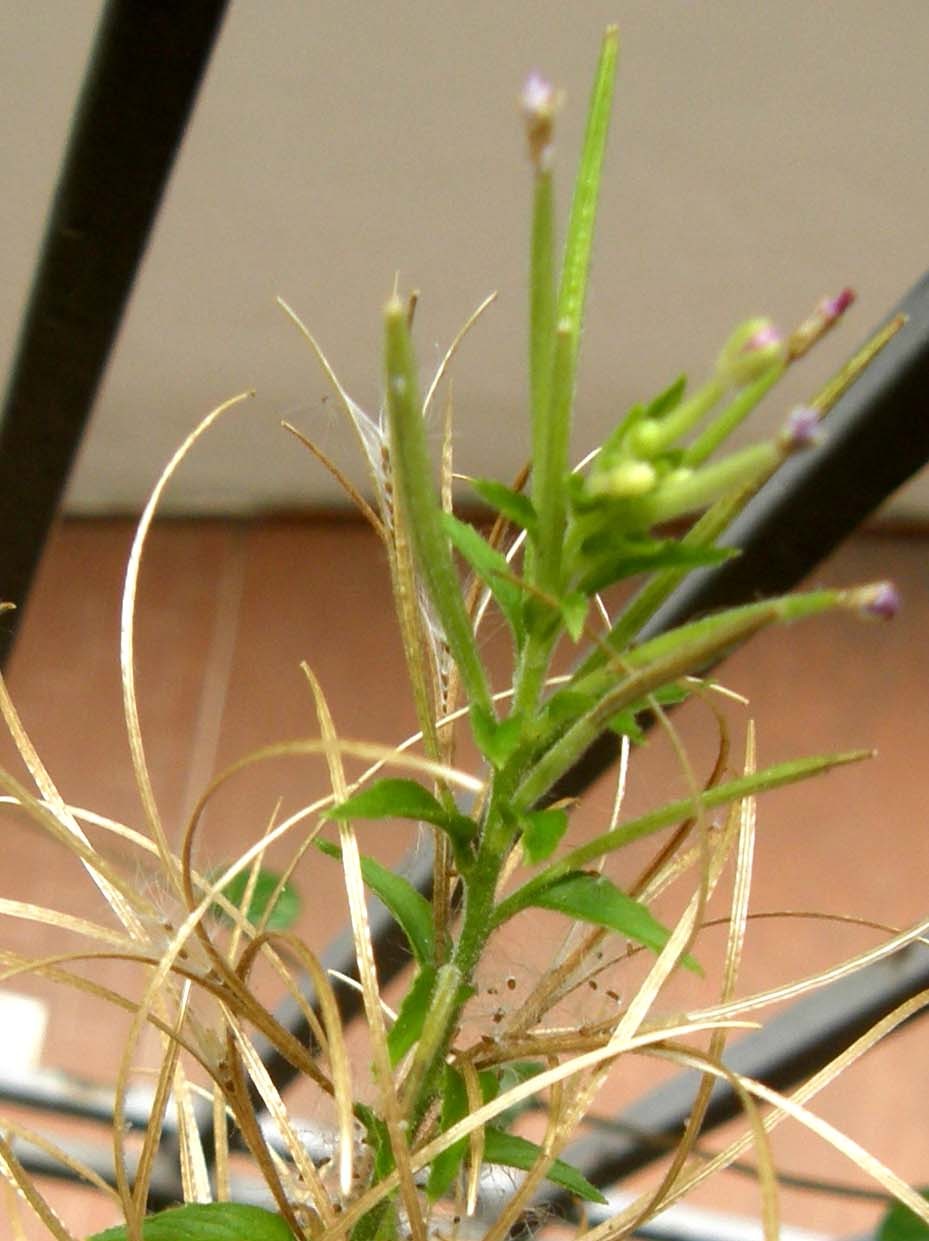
<box><xmin>1</xmin><ymin>25</ymin><xmax>926</xmax><ymax>1241</ymax></box>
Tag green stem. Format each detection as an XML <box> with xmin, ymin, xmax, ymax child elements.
<box><xmin>518</xmin><ymin>589</ymin><xmax>848</xmax><ymax>809</ymax></box>
<box><xmin>530</xmin><ymin>170</ymin><xmax>556</xmax><ymax>446</ymax></box>
<box><xmin>400</xmin><ymin>963</ymin><xmax>463</xmax><ymax>1114</ymax></box>
<box><xmin>530</xmin><ymin>26</ymin><xmax>619</xmax><ymax>594</ymax></box>
<box><xmin>533</xmin><ymin>321</ymin><xmax>576</xmax><ymax>592</ymax></box>
<box><xmin>629</xmin><ymin>440</ymin><xmax>780</xmax><ymax>528</ymax></box>
<box><xmin>384</xmin><ymin>297</ymin><xmax>492</xmax><ymax>717</ymax></box>
<box><xmin>683</xmin><ymin>364</ymin><xmax>784</xmax><ymax>466</ymax></box>
<box><xmin>496</xmin><ymin>748</ymin><xmax>871</xmax><ymax>925</ymax></box>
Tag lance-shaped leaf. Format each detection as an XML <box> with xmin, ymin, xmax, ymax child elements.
<box><xmin>326</xmin><ymin>777</ymin><xmax>476</xmax><ymax>858</ymax></box>
<box><xmin>427</xmin><ymin>1065</ymin><xmax>498</xmax><ymax>1201</ymax></box>
<box><xmin>574</xmin><ymin>534</ymin><xmax>735</xmax><ymax>596</ymax></box>
<box><xmin>317</xmin><ymin>840</ymin><xmax>434</xmax><ymax>967</ymax></box>
<box><xmin>442</xmin><ymin>510</ymin><xmax>525</xmax><ymax>643</ymax></box>
<box><xmin>471</xmin><ymin>478</ymin><xmax>538</xmax><ymax>540</ymax></box>
<box><xmin>497</xmin><ymin>748</ymin><xmax>870</xmax><ymax>927</ymax></box>
<box><xmin>89</xmin><ymin>1203</ymin><xmax>292</xmax><ymax>1241</ymax></box>
<box><xmin>482</xmin><ymin>1127</ymin><xmax>608</xmax><ymax>1204</ymax></box>
<box><xmin>524</xmin><ymin>870</ymin><xmax>698</xmax><ymax>971</ymax></box>
<box><xmin>388</xmin><ymin>964</ymin><xmax>437</xmax><ymax>1065</ymax></box>
<box><xmin>471</xmin><ymin>705</ymin><xmax>526</xmax><ymax>770</ymax></box>
<box><xmin>521</xmin><ymin>807</ymin><xmax>569</xmax><ymax>863</ymax></box>
<box><xmin>212</xmin><ymin>867</ymin><xmax>300</xmax><ymax>932</ymax></box>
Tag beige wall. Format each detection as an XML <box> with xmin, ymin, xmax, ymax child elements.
<box><xmin>3</xmin><ymin>4</ymin><xmax>929</xmax><ymax>517</ymax></box>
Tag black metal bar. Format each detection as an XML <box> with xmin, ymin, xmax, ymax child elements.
<box><xmin>0</xmin><ymin>0</ymin><xmax>229</xmax><ymax>666</ymax></box>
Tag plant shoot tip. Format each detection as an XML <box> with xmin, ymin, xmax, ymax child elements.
<box><xmin>384</xmin><ymin>293</ymin><xmax>405</xmax><ymax>319</ymax></box>
<box><xmin>521</xmin><ymin>71</ymin><xmax>560</xmax><ymax>170</ymax></box>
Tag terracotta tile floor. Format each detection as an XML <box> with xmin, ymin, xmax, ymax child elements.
<box><xmin>1</xmin><ymin>518</ymin><xmax>927</xmax><ymax>1238</ymax></box>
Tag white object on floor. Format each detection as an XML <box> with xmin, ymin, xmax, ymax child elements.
<box><xmin>0</xmin><ymin>990</ymin><xmax>48</xmax><ymax>1070</ymax></box>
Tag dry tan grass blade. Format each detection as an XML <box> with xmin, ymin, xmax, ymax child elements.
<box><xmin>691</xmin><ymin>910</ymin><xmax>929</xmax><ymax>1024</ymax></box>
<box><xmin>624</xmin><ymin>988</ymin><xmax>929</xmax><ymax>1234</ymax></box>
<box><xmin>422</xmin><ymin>292</ymin><xmax>497</xmax><ymax>418</ymax></box>
<box><xmin>0</xmin><ymin>671</ymin><xmax>146</xmax><ymax>938</ymax></box>
<box><xmin>303</xmin><ymin>664</ymin><xmax>427</xmax><ymax>1239</ymax></box>
<box><xmin>226</xmin><ymin>1011</ymin><xmax>334</xmax><ymax>1229</ymax></box>
<box><xmin>121</xmin><ymin>390</ymin><xmax>254</xmax><ymax>889</ymax></box>
<box><xmin>336</xmin><ymin>1016</ymin><xmax>756</xmax><ymax>1234</ymax></box>
<box><xmin>175</xmin><ymin>1055</ymin><xmax>212</xmax><ymax>1206</ymax></box>
<box><xmin>238</xmin><ymin>929</ymin><xmax>352</xmax><ymax>1208</ymax></box>
<box><xmin>660</xmin><ymin>1046</ymin><xmax>929</xmax><ymax>1229</ymax></box>
<box><xmin>283</xmin><ymin>420</ymin><xmax>387</xmax><ymax>541</ymax></box>
<box><xmin>0</xmin><ymin>1131</ymin><xmax>77</xmax><ymax>1241</ymax></box>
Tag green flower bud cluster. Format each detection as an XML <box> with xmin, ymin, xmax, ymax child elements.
<box><xmin>574</xmin><ymin>317</ymin><xmax>790</xmax><ymax>539</ymax></box>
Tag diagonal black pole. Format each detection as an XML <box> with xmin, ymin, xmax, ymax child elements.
<box><xmin>0</xmin><ymin>0</ymin><xmax>230</xmax><ymax>666</ymax></box>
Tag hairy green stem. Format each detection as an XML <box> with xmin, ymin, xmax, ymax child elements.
<box><xmin>496</xmin><ymin>748</ymin><xmax>871</xmax><ymax>925</ymax></box>
<box><xmin>518</xmin><ymin>589</ymin><xmax>848</xmax><ymax>809</ymax></box>
<box><xmin>683</xmin><ymin>364</ymin><xmax>784</xmax><ymax>466</ymax></box>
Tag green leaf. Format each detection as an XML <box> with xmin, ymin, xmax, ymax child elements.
<box><xmin>212</xmin><ymin>868</ymin><xmax>300</xmax><ymax>932</ymax></box>
<box><xmin>426</xmin><ymin>1066</ymin><xmax>471</xmax><ymax>1200</ymax></box>
<box><xmin>442</xmin><ymin>511</ymin><xmax>525</xmax><ymax>642</ymax></box>
<box><xmin>529</xmin><ymin>871</ymin><xmax>699</xmax><ymax>971</ymax></box>
<box><xmin>607</xmin><ymin>682</ymin><xmax>691</xmax><ymax>744</ymax></box>
<box><xmin>494</xmin><ymin>1060</ymin><xmax>545</xmax><ymax>1127</ymax></box>
<box><xmin>326</xmin><ymin>778</ymin><xmax>476</xmax><ymax>859</ymax></box>
<box><xmin>317</xmin><ymin>840</ymin><xmax>434</xmax><ymax>967</ymax></box>
<box><xmin>482</xmin><ymin>1128</ymin><xmax>607</xmax><ymax>1205</ymax></box>
<box><xmin>426</xmin><ymin>1067</ymin><xmax>501</xmax><ymax>1201</ymax></box>
<box><xmin>88</xmin><ymin>1203</ymin><xmax>291</xmax><ymax>1241</ymax></box>
<box><xmin>327</xmin><ymin>778</ymin><xmax>448</xmax><ymax>826</ymax></box>
<box><xmin>576</xmin><ymin>536</ymin><xmax>735</xmax><ymax>595</ymax></box>
<box><xmin>879</xmin><ymin>1190</ymin><xmax>929</xmax><ymax>1241</ymax></box>
<box><xmin>470</xmin><ymin>705</ymin><xmax>525</xmax><ymax>770</ymax></box>
<box><xmin>387</xmin><ymin>965</ymin><xmax>437</xmax><ymax>1065</ymax></box>
<box><xmin>605</xmin><ymin>709</ymin><xmax>646</xmax><ymax>745</ymax></box>
<box><xmin>471</xmin><ymin>478</ymin><xmax>538</xmax><ymax>539</ymax></box>
<box><xmin>541</xmin><ymin>688</ymin><xmax>597</xmax><ymax>732</ymax></box>
<box><xmin>645</xmin><ymin>373</ymin><xmax>688</xmax><ymax>421</ymax></box>
<box><xmin>559</xmin><ymin>591</ymin><xmax>589</xmax><ymax>641</ymax></box>
<box><xmin>521</xmin><ymin>808</ymin><xmax>569</xmax><ymax>864</ymax></box>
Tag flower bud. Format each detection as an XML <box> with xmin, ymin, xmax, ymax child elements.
<box><xmin>626</xmin><ymin>417</ymin><xmax>664</xmax><ymax>459</ymax></box>
<box><xmin>778</xmin><ymin>405</ymin><xmax>822</xmax><ymax>452</ymax></box>
<box><xmin>787</xmin><ymin>287</ymin><xmax>856</xmax><ymax>360</ymax></box>
<box><xmin>589</xmin><ymin>459</ymin><xmax>657</xmax><ymax>499</ymax></box>
<box><xmin>853</xmin><ymin>581</ymin><xmax>901</xmax><ymax>621</ymax></box>
<box><xmin>521</xmin><ymin>72</ymin><xmax>559</xmax><ymax>171</ymax></box>
<box><xmin>716</xmin><ymin>317</ymin><xmax>786</xmax><ymax>387</ymax></box>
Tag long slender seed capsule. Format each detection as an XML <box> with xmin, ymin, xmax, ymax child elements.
<box><xmin>384</xmin><ymin>297</ymin><xmax>492</xmax><ymax>716</ymax></box>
